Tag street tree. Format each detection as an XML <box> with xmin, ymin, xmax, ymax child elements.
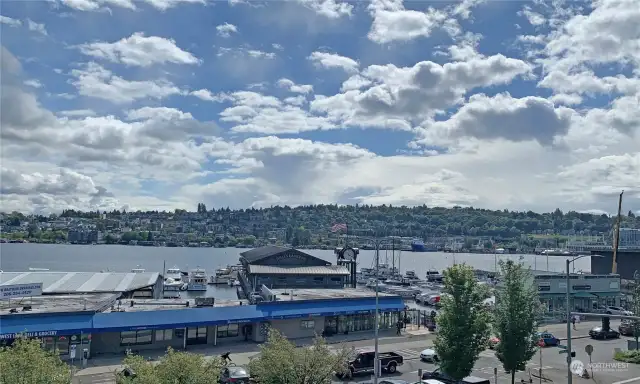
<box><xmin>0</xmin><ymin>337</ymin><xmax>71</xmax><ymax>384</ymax></box>
<box><xmin>493</xmin><ymin>260</ymin><xmax>541</xmax><ymax>384</ymax></box>
<box><xmin>116</xmin><ymin>347</ymin><xmax>224</xmax><ymax>384</ymax></box>
<box><xmin>434</xmin><ymin>263</ymin><xmax>491</xmax><ymax>381</ymax></box>
<box><xmin>248</xmin><ymin>329</ymin><xmax>349</xmax><ymax>384</ymax></box>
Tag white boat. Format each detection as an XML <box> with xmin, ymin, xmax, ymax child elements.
<box><xmin>187</xmin><ymin>267</ymin><xmax>207</xmax><ymax>291</ymax></box>
<box><xmin>227</xmin><ymin>278</ymin><xmax>241</xmax><ymax>287</ymax></box>
<box><xmin>29</xmin><ymin>267</ymin><xmax>50</xmax><ymax>271</ymax></box>
<box><xmin>209</xmin><ymin>267</ymin><xmax>233</xmax><ymax>285</ymax></box>
<box><xmin>164</xmin><ymin>266</ymin><xmax>187</xmax><ymax>290</ymax></box>
<box><xmin>131</xmin><ymin>265</ymin><xmax>145</xmax><ymax>273</ymax></box>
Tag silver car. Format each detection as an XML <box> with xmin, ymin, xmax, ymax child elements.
<box><xmin>220</xmin><ymin>366</ymin><xmax>250</xmax><ymax>384</ymax></box>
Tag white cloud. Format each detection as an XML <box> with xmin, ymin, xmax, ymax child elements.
<box><xmin>0</xmin><ymin>15</ymin><xmax>22</xmax><ymax>27</ymax></box>
<box><xmin>69</xmin><ymin>62</ymin><xmax>183</xmax><ymax>103</ymax></box>
<box><xmin>217</xmin><ymin>47</ymin><xmax>276</xmax><ymax>59</ymax></box>
<box><xmin>190</xmin><ymin>89</ymin><xmax>234</xmax><ymax>102</ymax></box>
<box><xmin>78</xmin><ymin>32</ymin><xmax>200</xmax><ymax>67</ymax></box>
<box><xmin>308</xmin><ymin>51</ymin><xmax>359</xmax><ymax>73</ymax></box>
<box><xmin>26</xmin><ymin>19</ymin><xmax>47</xmax><ymax>36</ymax></box>
<box><xmin>24</xmin><ymin>79</ymin><xmax>43</xmax><ymax>88</ymax></box>
<box><xmin>276</xmin><ymin>78</ymin><xmax>313</xmax><ymax>94</ymax></box>
<box><xmin>58</xmin><ymin>109</ymin><xmax>97</xmax><ymax>117</ymax></box>
<box><xmin>60</xmin><ymin>0</ymin><xmax>204</xmax><ymax>12</ymax></box>
<box><xmin>297</xmin><ymin>0</ymin><xmax>353</xmax><ymax>19</ymax></box>
<box><xmin>216</xmin><ymin>23</ymin><xmax>238</xmax><ymax>38</ymax></box>
<box><xmin>367</xmin><ymin>0</ymin><xmax>448</xmax><ymax>44</ymax></box>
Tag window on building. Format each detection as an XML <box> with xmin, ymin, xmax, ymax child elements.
<box><xmin>301</xmin><ymin>320</ymin><xmax>315</xmax><ymax>329</ymax></box>
<box><xmin>155</xmin><ymin>329</ymin><xmax>173</xmax><ymax>341</ymax></box>
<box><xmin>217</xmin><ymin>324</ymin><xmax>240</xmax><ymax>338</ymax></box>
<box><xmin>313</xmin><ymin>277</ymin><xmax>324</xmax><ymax>284</ymax></box>
<box><xmin>330</xmin><ymin>277</ymin><xmax>342</xmax><ymax>282</ymax></box>
<box><xmin>120</xmin><ymin>330</ymin><xmax>153</xmax><ymax>346</ymax></box>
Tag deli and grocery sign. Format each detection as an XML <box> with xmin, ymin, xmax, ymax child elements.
<box><xmin>0</xmin><ymin>283</ymin><xmax>43</xmax><ymax>299</ymax></box>
<box><xmin>0</xmin><ymin>330</ymin><xmax>58</xmax><ymax>340</ymax></box>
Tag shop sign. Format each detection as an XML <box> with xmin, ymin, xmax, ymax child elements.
<box><xmin>0</xmin><ymin>330</ymin><xmax>57</xmax><ymax>340</ymax></box>
<box><xmin>0</xmin><ymin>283</ymin><xmax>43</xmax><ymax>299</ymax></box>
<box><xmin>572</xmin><ymin>285</ymin><xmax>591</xmax><ymax>291</ymax></box>
<box><xmin>537</xmin><ymin>286</ymin><xmax>551</xmax><ymax>292</ymax></box>
<box><xmin>272</xmin><ymin>253</ymin><xmax>307</xmax><ymax>263</ymax></box>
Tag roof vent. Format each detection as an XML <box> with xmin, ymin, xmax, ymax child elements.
<box><xmin>22</xmin><ymin>306</ymin><xmax>32</xmax><ymax>311</ymax></box>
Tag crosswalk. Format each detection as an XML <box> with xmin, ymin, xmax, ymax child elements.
<box><xmin>395</xmin><ymin>348</ymin><xmax>422</xmax><ymax>360</ymax></box>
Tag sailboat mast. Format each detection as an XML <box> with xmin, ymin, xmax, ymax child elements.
<box><xmin>612</xmin><ymin>190</ymin><xmax>624</xmax><ymax>274</ymax></box>
<box><xmin>392</xmin><ymin>238</ymin><xmax>395</xmax><ymax>275</ymax></box>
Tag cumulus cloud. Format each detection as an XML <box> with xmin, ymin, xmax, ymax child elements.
<box><xmin>77</xmin><ymin>32</ymin><xmax>200</xmax><ymax>67</ymax></box>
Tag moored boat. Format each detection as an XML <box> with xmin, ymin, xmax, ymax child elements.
<box><xmin>187</xmin><ymin>267</ymin><xmax>207</xmax><ymax>291</ymax></box>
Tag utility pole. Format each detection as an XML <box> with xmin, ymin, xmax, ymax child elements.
<box><xmin>612</xmin><ymin>190</ymin><xmax>624</xmax><ymax>274</ymax></box>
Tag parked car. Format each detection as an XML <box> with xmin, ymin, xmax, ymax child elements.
<box><xmin>220</xmin><ymin>366</ymin><xmax>250</xmax><ymax>384</ymax></box>
<box><xmin>421</xmin><ymin>380</ymin><xmax>447</xmax><ymax>384</ymax></box>
<box><xmin>536</xmin><ymin>331</ymin><xmax>560</xmax><ymax>346</ymax></box>
<box><xmin>422</xmin><ymin>368</ymin><xmax>491</xmax><ymax>384</ymax></box>
<box><xmin>589</xmin><ymin>326</ymin><xmax>620</xmax><ymax>339</ymax></box>
<box><xmin>419</xmin><ymin>348</ymin><xmax>439</xmax><ymax>362</ymax></box>
<box><xmin>619</xmin><ymin>321</ymin><xmax>636</xmax><ymax>336</ymax></box>
<box><xmin>605</xmin><ymin>306</ymin><xmax>633</xmax><ymax>316</ymax></box>
<box><xmin>339</xmin><ymin>348</ymin><xmax>404</xmax><ymax>378</ymax></box>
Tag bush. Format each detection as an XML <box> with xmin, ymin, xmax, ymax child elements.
<box><xmin>614</xmin><ymin>349</ymin><xmax>640</xmax><ymax>364</ymax></box>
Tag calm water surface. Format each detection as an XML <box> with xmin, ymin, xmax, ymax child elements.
<box><xmin>0</xmin><ymin>244</ymin><xmax>592</xmax><ymax>299</ymax></box>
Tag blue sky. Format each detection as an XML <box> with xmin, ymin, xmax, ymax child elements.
<box><xmin>1</xmin><ymin>0</ymin><xmax>638</xmax><ymax>214</ymax></box>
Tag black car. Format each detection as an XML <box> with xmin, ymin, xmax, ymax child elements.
<box><xmin>619</xmin><ymin>322</ymin><xmax>637</xmax><ymax>336</ymax></box>
<box><xmin>378</xmin><ymin>380</ymin><xmax>411</xmax><ymax>384</ymax></box>
<box><xmin>589</xmin><ymin>326</ymin><xmax>620</xmax><ymax>339</ymax></box>
<box><xmin>220</xmin><ymin>366</ymin><xmax>250</xmax><ymax>384</ymax></box>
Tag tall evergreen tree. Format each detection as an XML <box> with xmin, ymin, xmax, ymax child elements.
<box><xmin>434</xmin><ymin>264</ymin><xmax>491</xmax><ymax>381</ymax></box>
<box><xmin>494</xmin><ymin>260</ymin><xmax>541</xmax><ymax>383</ymax></box>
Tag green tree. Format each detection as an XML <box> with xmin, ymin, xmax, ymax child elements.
<box><xmin>0</xmin><ymin>337</ymin><xmax>71</xmax><ymax>384</ymax></box>
<box><xmin>116</xmin><ymin>347</ymin><xmax>223</xmax><ymax>384</ymax></box>
<box><xmin>434</xmin><ymin>264</ymin><xmax>491</xmax><ymax>381</ymax></box>
<box><xmin>248</xmin><ymin>329</ymin><xmax>348</xmax><ymax>384</ymax></box>
<box><xmin>493</xmin><ymin>260</ymin><xmax>541</xmax><ymax>383</ymax></box>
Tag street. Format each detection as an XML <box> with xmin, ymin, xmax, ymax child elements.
<box><xmin>74</xmin><ymin>321</ymin><xmax>640</xmax><ymax>384</ymax></box>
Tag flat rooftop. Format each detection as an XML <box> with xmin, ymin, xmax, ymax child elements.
<box><xmin>0</xmin><ymin>293</ymin><xmax>118</xmax><ymax>316</ymax></box>
<box><xmin>269</xmin><ymin>288</ymin><xmax>398</xmax><ymax>302</ymax></box>
<box><xmin>100</xmin><ymin>298</ymin><xmax>250</xmax><ymax>313</ymax></box>
<box><xmin>0</xmin><ymin>271</ymin><xmax>160</xmax><ymax>294</ymax></box>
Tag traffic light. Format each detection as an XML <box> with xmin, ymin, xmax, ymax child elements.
<box><xmin>603</xmin><ymin>317</ymin><xmax>610</xmax><ymax>331</ymax></box>
<box><xmin>571</xmin><ymin>351</ymin><xmax>576</xmax><ymax>357</ymax></box>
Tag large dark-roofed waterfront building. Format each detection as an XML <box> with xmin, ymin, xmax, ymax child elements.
<box><xmin>240</xmin><ymin>246</ymin><xmax>349</xmax><ymax>289</ymax></box>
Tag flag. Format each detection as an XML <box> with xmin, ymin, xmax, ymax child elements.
<box><xmin>331</xmin><ymin>223</ymin><xmax>348</xmax><ymax>232</ymax></box>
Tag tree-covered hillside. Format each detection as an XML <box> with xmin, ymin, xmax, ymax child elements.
<box><xmin>3</xmin><ymin>204</ymin><xmax>638</xmax><ymax>240</ymax></box>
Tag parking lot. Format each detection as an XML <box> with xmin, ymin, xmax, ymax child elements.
<box><xmin>340</xmin><ymin>330</ymin><xmax>640</xmax><ymax>384</ymax></box>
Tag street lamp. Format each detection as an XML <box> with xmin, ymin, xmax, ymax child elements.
<box><xmin>566</xmin><ymin>254</ymin><xmax>603</xmax><ymax>384</ymax></box>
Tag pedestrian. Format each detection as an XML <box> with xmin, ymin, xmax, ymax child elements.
<box><xmin>396</xmin><ymin>321</ymin><xmax>402</xmax><ymax>335</ymax></box>
<box><xmin>572</xmin><ymin>315</ymin><xmax>576</xmax><ymax>330</ymax></box>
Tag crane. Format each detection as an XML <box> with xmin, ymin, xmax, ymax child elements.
<box><xmin>612</xmin><ymin>190</ymin><xmax>624</xmax><ymax>274</ymax></box>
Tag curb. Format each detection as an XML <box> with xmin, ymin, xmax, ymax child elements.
<box><xmin>558</xmin><ymin>335</ymin><xmax>591</xmax><ymax>341</ymax></box>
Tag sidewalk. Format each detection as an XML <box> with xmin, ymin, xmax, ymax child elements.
<box><xmin>73</xmin><ymin>329</ymin><xmax>425</xmax><ymax>379</ymax></box>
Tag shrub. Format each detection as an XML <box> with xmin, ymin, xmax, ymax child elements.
<box><xmin>613</xmin><ymin>349</ymin><xmax>640</xmax><ymax>364</ymax></box>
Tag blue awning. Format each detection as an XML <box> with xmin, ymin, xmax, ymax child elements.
<box><xmin>93</xmin><ymin>305</ymin><xmax>265</xmax><ymax>332</ymax></box>
<box><xmin>92</xmin><ymin>297</ymin><xmax>406</xmax><ymax>332</ymax></box>
<box><xmin>0</xmin><ymin>314</ymin><xmax>94</xmax><ymax>340</ymax></box>
<box><xmin>258</xmin><ymin>298</ymin><xmax>405</xmax><ymax>320</ymax></box>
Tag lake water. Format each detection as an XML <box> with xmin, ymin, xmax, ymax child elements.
<box><xmin>0</xmin><ymin>243</ymin><xmax>592</xmax><ymax>300</ymax></box>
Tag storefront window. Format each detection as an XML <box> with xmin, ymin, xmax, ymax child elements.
<box><xmin>155</xmin><ymin>329</ymin><xmax>173</xmax><ymax>341</ymax></box>
<box><xmin>217</xmin><ymin>324</ymin><xmax>239</xmax><ymax>338</ymax></box>
<box><xmin>120</xmin><ymin>330</ymin><xmax>153</xmax><ymax>346</ymax></box>
<box><xmin>187</xmin><ymin>327</ymin><xmax>208</xmax><ymax>345</ymax></box>
<box><xmin>300</xmin><ymin>320</ymin><xmax>315</xmax><ymax>329</ymax></box>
